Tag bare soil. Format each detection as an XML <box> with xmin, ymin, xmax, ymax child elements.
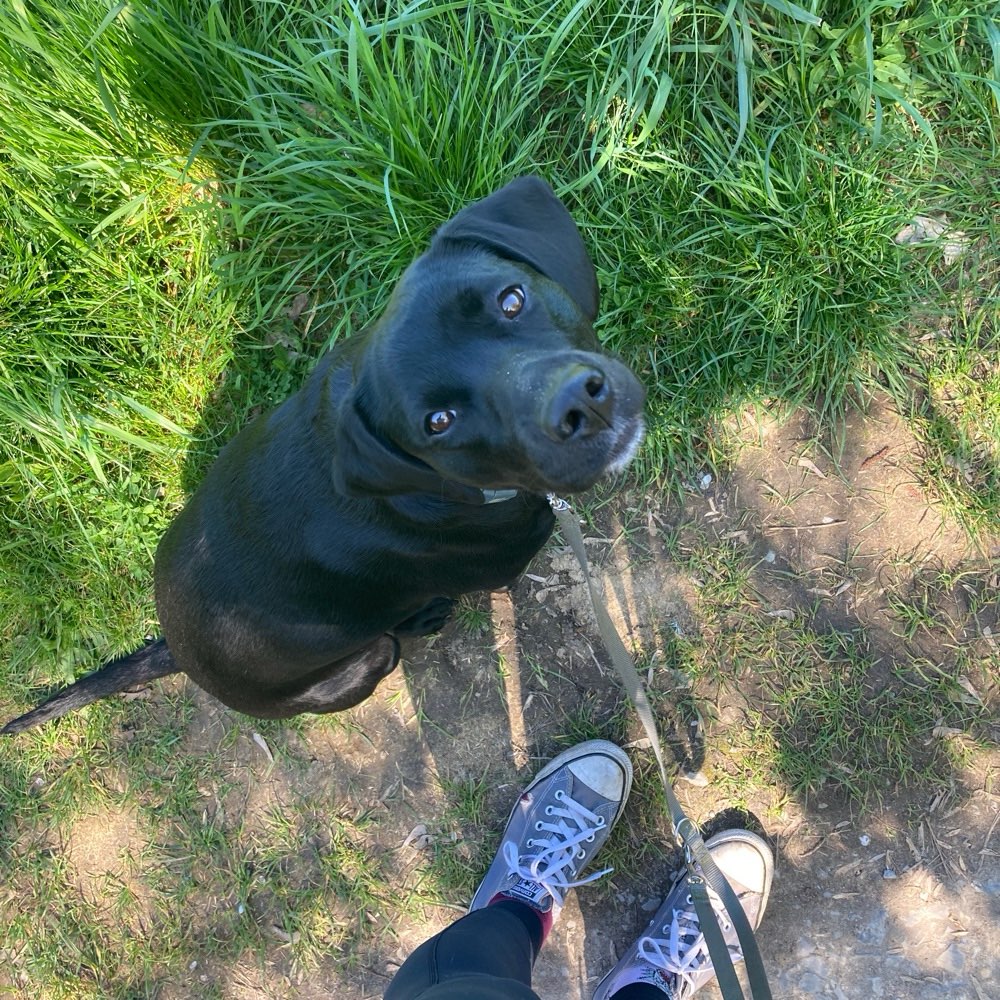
<box><xmin>36</xmin><ymin>397</ymin><xmax>1000</xmax><ymax>999</ymax></box>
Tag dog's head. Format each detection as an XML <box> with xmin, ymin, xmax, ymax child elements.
<box><xmin>333</xmin><ymin>176</ymin><xmax>645</xmax><ymax>498</ymax></box>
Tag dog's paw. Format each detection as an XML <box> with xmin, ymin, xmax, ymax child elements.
<box><xmin>393</xmin><ymin>597</ymin><xmax>456</xmax><ymax>637</ymax></box>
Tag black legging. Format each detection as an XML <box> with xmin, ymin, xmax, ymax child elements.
<box><xmin>384</xmin><ymin>899</ymin><xmax>666</xmax><ymax>999</ymax></box>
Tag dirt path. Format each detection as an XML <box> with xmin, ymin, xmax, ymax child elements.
<box><xmin>15</xmin><ymin>399</ymin><xmax>995</xmax><ymax>1000</ymax></box>
<box><xmin>363</xmin><ymin>397</ymin><xmax>999</xmax><ymax>1000</ymax></box>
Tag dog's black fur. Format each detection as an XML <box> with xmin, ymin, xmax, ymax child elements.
<box><xmin>2</xmin><ymin>176</ymin><xmax>644</xmax><ymax>735</ymax></box>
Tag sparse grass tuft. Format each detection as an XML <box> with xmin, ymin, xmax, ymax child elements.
<box><xmin>668</xmin><ymin>531</ymin><xmax>998</xmax><ymax>810</ymax></box>
<box><xmin>422</xmin><ymin>771</ymin><xmax>495</xmax><ymax>900</ymax></box>
<box><xmin>453</xmin><ymin>595</ymin><xmax>493</xmax><ymax>637</ymax></box>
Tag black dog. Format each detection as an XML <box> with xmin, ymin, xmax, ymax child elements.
<box><xmin>2</xmin><ymin>176</ymin><xmax>644</xmax><ymax>735</ymax></box>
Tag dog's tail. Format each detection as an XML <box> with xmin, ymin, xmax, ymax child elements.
<box><xmin>1</xmin><ymin>638</ymin><xmax>178</xmax><ymax>735</ymax></box>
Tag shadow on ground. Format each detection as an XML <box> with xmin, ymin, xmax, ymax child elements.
<box><xmin>355</xmin><ymin>392</ymin><xmax>999</xmax><ymax>1000</ymax></box>
<box><xmin>2</xmin><ymin>397</ymin><xmax>996</xmax><ymax>1000</ymax></box>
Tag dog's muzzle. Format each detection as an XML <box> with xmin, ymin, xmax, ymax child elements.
<box><xmin>506</xmin><ymin>353</ymin><xmax>646</xmax><ymax>491</ymax></box>
<box><xmin>541</xmin><ymin>363</ymin><xmax>616</xmax><ymax>442</ymax></box>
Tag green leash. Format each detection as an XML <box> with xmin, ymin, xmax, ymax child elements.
<box><xmin>548</xmin><ymin>494</ymin><xmax>773</xmax><ymax>1000</ymax></box>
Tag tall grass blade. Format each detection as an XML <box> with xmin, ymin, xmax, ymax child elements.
<box><xmin>758</xmin><ymin>0</ymin><xmax>822</xmax><ymax>25</ymax></box>
<box><xmin>981</xmin><ymin>15</ymin><xmax>1000</xmax><ymax>117</ymax></box>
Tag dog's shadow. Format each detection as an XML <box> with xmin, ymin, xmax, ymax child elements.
<box><xmin>396</xmin><ymin>517</ymin><xmax>708</xmax><ymax>816</ymax></box>
<box><xmin>391</xmin><ymin>538</ymin><xmax>710</xmax><ymax>996</ymax></box>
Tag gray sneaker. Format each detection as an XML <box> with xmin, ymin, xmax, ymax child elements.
<box><xmin>592</xmin><ymin>829</ymin><xmax>773</xmax><ymax>999</ymax></box>
<box><xmin>469</xmin><ymin>740</ymin><xmax>633</xmax><ymax>932</ymax></box>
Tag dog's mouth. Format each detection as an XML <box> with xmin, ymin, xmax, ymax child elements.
<box><xmin>521</xmin><ymin>412</ymin><xmax>645</xmax><ymax>494</ymax></box>
<box><xmin>605</xmin><ymin>416</ymin><xmax>646</xmax><ymax>474</ymax></box>
<box><xmin>409</xmin><ymin>410</ymin><xmax>645</xmax><ymax>499</ymax></box>
<box><xmin>437</xmin><ymin>419</ymin><xmax>644</xmax><ymax>498</ymax></box>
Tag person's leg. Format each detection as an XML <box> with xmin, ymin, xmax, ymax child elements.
<box><xmin>592</xmin><ymin>829</ymin><xmax>774</xmax><ymax>1000</ymax></box>
<box><xmin>385</xmin><ymin>899</ymin><xmax>542</xmax><ymax>1000</ymax></box>
<box><xmin>385</xmin><ymin>739</ymin><xmax>633</xmax><ymax>1000</ymax></box>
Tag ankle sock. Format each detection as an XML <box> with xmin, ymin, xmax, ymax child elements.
<box><xmin>608</xmin><ymin>980</ymin><xmax>672</xmax><ymax>999</ymax></box>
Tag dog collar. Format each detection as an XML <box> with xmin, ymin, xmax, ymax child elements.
<box><xmin>481</xmin><ymin>488</ymin><xmax>519</xmax><ymax>504</ymax></box>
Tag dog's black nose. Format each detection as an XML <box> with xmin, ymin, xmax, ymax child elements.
<box><xmin>544</xmin><ymin>365</ymin><xmax>614</xmax><ymax>441</ymax></box>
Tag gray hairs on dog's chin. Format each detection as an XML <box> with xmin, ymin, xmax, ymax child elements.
<box><xmin>606</xmin><ymin>419</ymin><xmax>646</xmax><ymax>475</ymax></box>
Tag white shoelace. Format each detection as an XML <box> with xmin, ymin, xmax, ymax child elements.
<box><xmin>639</xmin><ymin>887</ymin><xmax>744</xmax><ymax>995</ymax></box>
<box><xmin>501</xmin><ymin>788</ymin><xmax>611</xmax><ymax>908</ymax></box>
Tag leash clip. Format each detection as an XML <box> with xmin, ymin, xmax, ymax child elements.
<box><xmin>675</xmin><ymin>815</ymin><xmax>701</xmax><ymax>865</ymax></box>
<box><xmin>546</xmin><ymin>492</ymin><xmax>570</xmax><ymax>512</ymax></box>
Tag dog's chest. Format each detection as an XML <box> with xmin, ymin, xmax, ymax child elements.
<box><xmin>377</xmin><ymin>493</ymin><xmax>555</xmax><ymax>587</ymax></box>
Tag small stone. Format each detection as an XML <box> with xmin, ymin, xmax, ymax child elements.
<box><xmin>936</xmin><ymin>943</ymin><xmax>964</xmax><ymax>975</ymax></box>
<box><xmin>680</xmin><ymin>769</ymin><xmax>709</xmax><ymax>787</ymax></box>
<box><xmin>882</xmin><ymin>867</ymin><xmax>897</xmax><ymax>879</ymax></box>
<box><xmin>794</xmin><ymin>937</ymin><xmax>815</xmax><ymax>959</ymax></box>
<box><xmin>798</xmin><ymin>971</ymin><xmax>824</xmax><ymax>992</ymax></box>
<box><xmin>270</xmin><ymin>925</ymin><xmax>302</xmax><ymax>944</ymax></box>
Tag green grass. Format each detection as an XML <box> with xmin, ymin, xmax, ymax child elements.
<box><xmin>422</xmin><ymin>771</ymin><xmax>495</xmax><ymax>899</ymax></box>
<box><xmin>1</xmin><ymin>0</ymin><xmax>998</xmax><ymax>995</ymax></box>
<box><xmin>668</xmin><ymin>528</ymin><xmax>997</xmax><ymax>807</ymax></box>
<box><xmin>453</xmin><ymin>595</ymin><xmax>493</xmax><ymax>636</ymax></box>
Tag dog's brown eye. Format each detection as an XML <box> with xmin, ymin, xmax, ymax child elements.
<box><xmin>426</xmin><ymin>409</ymin><xmax>456</xmax><ymax>434</ymax></box>
<box><xmin>498</xmin><ymin>285</ymin><xmax>525</xmax><ymax>318</ymax></box>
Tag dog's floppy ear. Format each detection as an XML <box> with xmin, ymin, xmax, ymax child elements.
<box><xmin>331</xmin><ymin>396</ymin><xmax>483</xmax><ymax>503</ymax></box>
<box><xmin>432</xmin><ymin>175</ymin><xmax>598</xmax><ymax>321</ymax></box>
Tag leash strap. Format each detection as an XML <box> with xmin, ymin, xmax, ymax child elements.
<box><xmin>547</xmin><ymin>494</ymin><xmax>772</xmax><ymax>1000</ymax></box>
